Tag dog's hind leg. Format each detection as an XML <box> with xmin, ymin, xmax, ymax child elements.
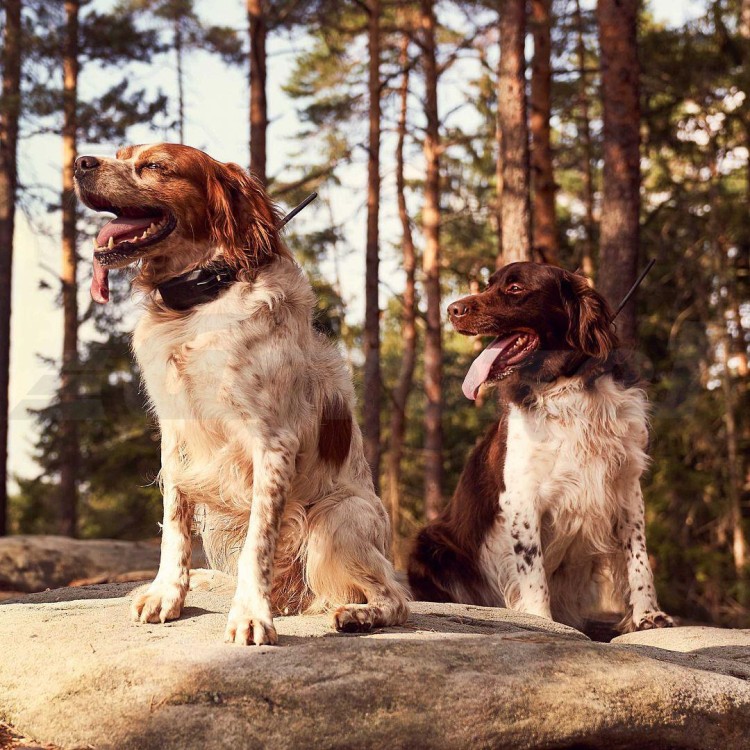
<box><xmin>304</xmin><ymin>492</ymin><xmax>409</xmax><ymax>632</ymax></box>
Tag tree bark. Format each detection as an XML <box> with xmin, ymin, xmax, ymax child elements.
<box><xmin>247</xmin><ymin>0</ymin><xmax>267</xmax><ymax>185</ymax></box>
<box><xmin>708</xmin><ymin>157</ymin><xmax>748</xmax><ymax>599</ymax></box>
<box><xmin>174</xmin><ymin>17</ymin><xmax>185</xmax><ymax>144</ymax></box>
<box><xmin>718</xmin><ymin>252</ymin><xmax>748</xmax><ymax>588</ymax></box>
<box><xmin>495</xmin><ymin>100</ymin><xmax>503</xmax><ymax>267</ymax></box>
<box><xmin>574</xmin><ymin>0</ymin><xmax>595</xmax><ymax>279</ymax></box>
<box><xmin>722</xmin><ymin>336</ymin><xmax>748</xmax><ymax>583</ymax></box>
<box><xmin>59</xmin><ymin>0</ymin><xmax>80</xmax><ymax>537</ymax></box>
<box><xmin>362</xmin><ymin>0</ymin><xmax>382</xmax><ymax>492</ymax></box>
<box><xmin>498</xmin><ymin>0</ymin><xmax>532</xmax><ymax>265</ymax></box>
<box><xmin>596</xmin><ymin>0</ymin><xmax>641</xmax><ymax>343</ymax></box>
<box><xmin>387</xmin><ymin>33</ymin><xmax>417</xmax><ymax>567</ymax></box>
<box><xmin>0</xmin><ymin>0</ymin><xmax>22</xmax><ymax>536</ymax></box>
<box><xmin>529</xmin><ymin>0</ymin><xmax>557</xmax><ymax>265</ymax></box>
<box><xmin>420</xmin><ymin>0</ymin><xmax>443</xmax><ymax>520</ymax></box>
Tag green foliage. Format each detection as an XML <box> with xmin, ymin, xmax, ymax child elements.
<box><xmin>121</xmin><ymin>0</ymin><xmax>244</xmax><ymax>64</ymax></box>
<box><xmin>14</xmin><ymin>296</ymin><xmax>162</xmax><ymax>539</ymax></box>
<box><xmin>632</xmin><ymin>6</ymin><xmax>750</xmax><ymax>624</ymax></box>
<box><xmin>21</xmin><ymin>0</ymin><xmax>169</xmax><ymax>138</ymax></box>
<box><xmin>286</xmin><ymin>225</ymin><xmax>350</xmax><ymax>340</ymax></box>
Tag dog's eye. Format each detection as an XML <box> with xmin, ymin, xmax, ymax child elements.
<box><xmin>137</xmin><ymin>162</ymin><xmax>165</xmax><ymax>178</ymax></box>
<box><xmin>136</xmin><ymin>163</ymin><xmax>164</xmax><ymax>176</ymax></box>
<box><xmin>506</xmin><ymin>284</ymin><xmax>524</xmax><ymax>294</ymax></box>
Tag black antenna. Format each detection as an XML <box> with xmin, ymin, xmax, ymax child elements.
<box><xmin>279</xmin><ymin>192</ymin><xmax>318</xmax><ymax>228</ymax></box>
<box><xmin>612</xmin><ymin>258</ymin><xmax>655</xmax><ymax>321</ymax></box>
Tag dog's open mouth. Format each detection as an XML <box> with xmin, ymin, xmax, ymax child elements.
<box><xmin>462</xmin><ymin>332</ymin><xmax>540</xmax><ymax>400</ymax></box>
<box><xmin>88</xmin><ymin>197</ymin><xmax>176</xmax><ymax>266</ymax></box>
<box><xmin>80</xmin><ymin>191</ymin><xmax>176</xmax><ymax>304</ymax></box>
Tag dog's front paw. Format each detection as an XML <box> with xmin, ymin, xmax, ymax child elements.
<box><xmin>635</xmin><ymin>611</ymin><xmax>674</xmax><ymax>631</ymax></box>
<box><xmin>333</xmin><ymin>604</ymin><xmax>384</xmax><ymax>633</ymax></box>
<box><xmin>131</xmin><ymin>581</ymin><xmax>186</xmax><ymax>624</ymax></box>
<box><xmin>224</xmin><ymin>605</ymin><xmax>278</xmax><ymax>646</ymax></box>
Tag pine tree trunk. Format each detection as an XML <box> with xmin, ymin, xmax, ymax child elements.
<box><xmin>498</xmin><ymin>0</ymin><xmax>532</xmax><ymax>265</ymax></box>
<box><xmin>387</xmin><ymin>33</ymin><xmax>417</xmax><ymax>566</ymax></box>
<box><xmin>530</xmin><ymin>0</ymin><xmax>557</xmax><ymax>265</ymax></box>
<box><xmin>596</xmin><ymin>0</ymin><xmax>641</xmax><ymax>342</ymax></box>
<box><xmin>362</xmin><ymin>0</ymin><xmax>382</xmax><ymax>493</ymax></box>
<box><xmin>420</xmin><ymin>0</ymin><xmax>443</xmax><ymax>521</ymax></box>
<box><xmin>713</xmin><ymin>191</ymin><xmax>749</xmax><ymax>589</ymax></box>
<box><xmin>574</xmin><ymin>0</ymin><xmax>595</xmax><ymax>279</ymax></box>
<box><xmin>174</xmin><ymin>18</ymin><xmax>185</xmax><ymax>144</ymax></box>
<box><xmin>718</xmin><ymin>268</ymin><xmax>748</xmax><ymax>589</ymax></box>
<box><xmin>247</xmin><ymin>0</ymin><xmax>267</xmax><ymax>185</ymax></box>
<box><xmin>495</xmin><ymin>102</ymin><xmax>503</xmax><ymax>267</ymax></box>
<box><xmin>723</xmin><ymin>342</ymin><xmax>749</xmax><ymax>584</ymax></box>
<box><xmin>59</xmin><ymin>0</ymin><xmax>80</xmax><ymax>537</ymax></box>
<box><xmin>0</xmin><ymin>0</ymin><xmax>22</xmax><ymax>536</ymax></box>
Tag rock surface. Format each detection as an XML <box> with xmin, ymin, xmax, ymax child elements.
<box><xmin>614</xmin><ymin>624</ymin><xmax>750</xmax><ymax>652</ymax></box>
<box><xmin>1</xmin><ymin>581</ymin><xmax>750</xmax><ymax>749</ymax></box>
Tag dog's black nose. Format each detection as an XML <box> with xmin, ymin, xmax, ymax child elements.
<box><xmin>448</xmin><ymin>301</ymin><xmax>470</xmax><ymax>318</ymax></box>
<box><xmin>75</xmin><ymin>155</ymin><xmax>100</xmax><ymax>173</ymax></box>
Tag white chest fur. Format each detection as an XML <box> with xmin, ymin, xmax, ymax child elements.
<box><xmin>132</xmin><ymin>260</ymin><xmax>312</xmax><ymax>433</ymax></box>
<box><xmin>483</xmin><ymin>375</ymin><xmax>649</xmax><ymax>586</ymax></box>
<box><xmin>132</xmin><ymin>296</ymin><xmax>259</xmax><ymax>507</ymax></box>
<box><xmin>134</xmin><ymin>302</ymin><xmax>239</xmax><ymax>426</ymax></box>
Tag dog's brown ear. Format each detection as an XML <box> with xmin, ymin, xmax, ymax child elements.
<box><xmin>562</xmin><ymin>273</ymin><xmax>619</xmax><ymax>358</ymax></box>
<box><xmin>206</xmin><ymin>162</ymin><xmax>284</xmax><ymax>270</ymax></box>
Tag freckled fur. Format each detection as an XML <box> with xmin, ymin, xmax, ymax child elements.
<box><xmin>477</xmin><ymin>379</ymin><xmax>656</xmax><ymax>630</ymax></box>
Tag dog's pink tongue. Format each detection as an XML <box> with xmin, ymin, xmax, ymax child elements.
<box><xmin>462</xmin><ymin>335</ymin><xmax>517</xmax><ymax>401</ymax></box>
<box><xmin>91</xmin><ymin>255</ymin><xmax>109</xmax><ymax>304</ymax></box>
<box><xmin>95</xmin><ymin>216</ymin><xmax>153</xmax><ymax>246</ymax></box>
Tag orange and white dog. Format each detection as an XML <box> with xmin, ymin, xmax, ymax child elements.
<box><xmin>74</xmin><ymin>144</ymin><xmax>408</xmax><ymax>645</ymax></box>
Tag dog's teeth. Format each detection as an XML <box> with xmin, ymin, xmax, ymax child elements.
<box><xmin>140</xmin><ymin>230</ymin><xmax>148</xmax><ymax>239</ymax></box>
<box><xmin>92</xmin><ymin>238</ymin><xmax>98</xmax><ymax>250</ymax></box>
<box><xmin>108</xmin><ymin>236</ymin><xmax>114</xmax><ymax>249</ymax></box>
<box><xmin>150</xmin><ymin>223</ymin><xmax>157</xmax><ymax>232</ymax></box>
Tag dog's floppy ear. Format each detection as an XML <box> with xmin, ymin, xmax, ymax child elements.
<box><xmin>561</xmin><ymin>272</ymin><xmax>619</xmax><ymax>359</ymax></box>
<box><xmin>206</xmin><ymin>162</ymin><xmax>284</xmax><ymax>270</ymax></box>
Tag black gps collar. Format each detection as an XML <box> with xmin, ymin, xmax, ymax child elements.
<box><xmin>157</xmin><ymin>262</ymin><xmax>238</xmax><ymax>311</ymax></box>
<box><xmin>155</xmin><ymin>192</ymin><xmax>318</xmax><ymax>313</ymax></box>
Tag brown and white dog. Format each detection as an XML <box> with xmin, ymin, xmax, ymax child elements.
<box><xmin>74</xmin><ymin>143</ymin><xmax>408</xmax><ymax>645</ymax></box>
<box><xmin>408</xmin><ymin>262</ymin><xmax>672</xmax><ymax>633</ymax></box>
